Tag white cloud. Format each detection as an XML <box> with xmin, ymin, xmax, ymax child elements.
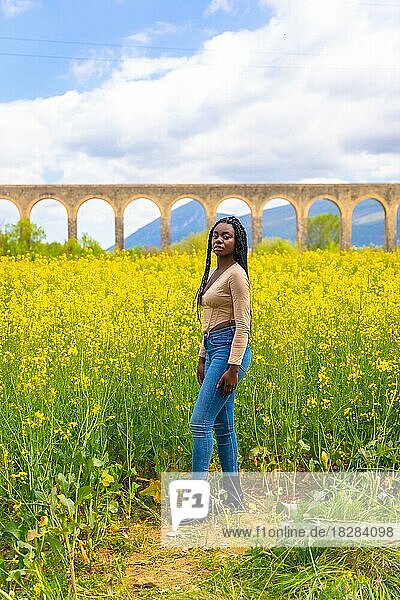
<box><xmin>204</xmin><ymin>0</ymin><xmax>236</xmax><ymax>16</ymax></box>
<box><xmin>0</xmin><ymin>0</ymin><xmax>399</xmax><ymax>198</ymax></box>
<box><xmin>127</xmin><ymin>21</ymin><xmax>186</xmax><ymax>45</ymax></box>
<box><xmin>1</xmin><ymin>0</ymin><xmax>34</xmax><ymax>16</ymax></box>
<box><xmin>68</xmin><ymin>50</ymin><xmax>115</xmax><ymax>84</ymax></box>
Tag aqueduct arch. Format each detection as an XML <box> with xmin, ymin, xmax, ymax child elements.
<box><xmin>0</xmin><ymin>184</ymin><xmax>398</xmax><ymax>250</ymax></box>
<box><xmin>351</xmin><ymin>196</ymin><xmax>386</xmax><ymax>248</ymax></box>
<box><xmin>29</xmin><ymin>197</ymin><xmax>68</xmax><ymax>243</ymax></box>
<box><xmin>171</xmin><ymin>198</ymin><xmax>206</xmax><ymax>244</ymax></box>
<box><xmin>262</xmin><ymin>197</ymin><xmax>297</xmax><ymax>243</ymax></box>
<box><xmin>0</xmin><ymin>197</ymin><xmax>21</xmax><ymax>223</ymax></box>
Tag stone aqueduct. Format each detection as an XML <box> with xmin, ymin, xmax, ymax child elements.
<box><xmin>1</xmin><ymin>183</ymin><xmax>400</xmax><ymax>250</ymax></box>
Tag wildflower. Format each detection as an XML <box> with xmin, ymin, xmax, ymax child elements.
<box><xmin>101</xmin><ymin>470</ymin><xmax>115</xmax><ymax>487</ymax></box>
<box><xmin>375</xmin><ymin>358</ymin><xmax>393</xmax><ymax>372</ymax></box>
<box><xmin>38</xmin><ymin>515</ymin><xmax>49</xmax><ymax>528</ymax></box>
<box><xmin>321</xmin><ymin>451</ymin><xmax>330</xmax><ymax>470</ymax></box>
<box><xmin>11</xmin><ymin>471</ymin><xmax>28</xmax><ymax>481</ymax></box>
<box><xmin>318</xmin><ymin>365</ymin><xmax>330</xmax><ymax>386</ymax></box>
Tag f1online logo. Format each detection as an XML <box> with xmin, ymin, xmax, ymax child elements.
<box><xmin>169</xmin><ymin>479</ymin><xmax>210</xmax><ymax>530</ymax></box>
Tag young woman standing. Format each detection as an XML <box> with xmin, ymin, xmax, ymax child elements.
<box><xmin>191</xmin><ymin>215</ymin><xmax>251</xmax><ymax>505</ymax></box>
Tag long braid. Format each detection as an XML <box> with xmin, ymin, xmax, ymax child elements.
<box><xmin>193</xmin><ymin>215</ymin><xmax>249</xmax><ymax>324</ymax></box>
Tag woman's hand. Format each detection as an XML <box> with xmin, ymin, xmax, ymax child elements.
<box><xmin>197</xmin><ymin>358</ymin><xmax>205</xmax><ymax>385</ymax></box>
<box><xmin>217</xmin><ymin>365</ymin><xmax>239</xmax><ymax>397</ymax></box>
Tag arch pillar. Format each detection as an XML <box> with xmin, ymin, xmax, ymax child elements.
<box><xmin>115</xmin><ymin>210</ymin><xmax>124</xmax><ymax>250</ymax></box>
<box><xmin>68</xmin><ymin>212</ymin><xmax>77</xmax><ymax>240</ymax></box>
<box><xmin>161</xmin><ymin>209</ymin><xmax>170</xmax><ymax>249</ymax></box>
<box><xmin>252</xmin><ymin>210</ymin><xmax>262</xmax><ymax>249</ymax></box>
<box><xmin>385</xmin><ymin>204</ymin><xmax>397</xmax><ymax>252</ymax></box>
<box><xmin>296</xmin><ymin>204</ymin><xmax>308</xmax><ymax>250</ymax></box>
<box><xmin>20</xmin><ymin>205</ymin><xmax>30</xmax><ymax>221</ymax></box>
<box><xmin>339</xmin><ymin>206</ymin><xmax>352</xmax><ymax>251</ymax></box>
<box><xmin>206</xmin><ymin>207</ymin><xmax>216</xmax><ymax>231</ymax></box>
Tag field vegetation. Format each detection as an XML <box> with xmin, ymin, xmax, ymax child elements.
<box><xmin>0</xmin><ymin>236</ymin><xmax>399</xmax><ymax>597</ymax></box>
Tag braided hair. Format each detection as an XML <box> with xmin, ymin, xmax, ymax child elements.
<box><xmin>193</xmin><ymin>215</ymin><xmax>249</xmax><ymax>324</ymax></box>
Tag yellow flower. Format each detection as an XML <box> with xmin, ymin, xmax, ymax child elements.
<box><xmin>34</xmin><ymin>411</ymin><xmax>46</xmax><ymax>424</ymax></box>
<box><xmin>321</xmin><ymin>451</ymin><xmax>330</xmax><ymax>470</ymax></box>
<box><xmin>348</xmin><ymin>368</ymin><xmax>362</xmax><ymax>382</ymax></box>
<box><xmin>101</xmin><ymin>470</ymin><xmax>115</xmax><ymax>487</ymax></box>
<box><xmin>375</xmin><ymin>358</ymin><xmax>393</xmax><ymax>372</ymax></box>
<box><xmin>318</xmin><ymin>366</ymin><xmax>330</xmax><ymax>386</ymax></box>
<box><xmin>11</xmin><ymin>471</ymin><xmax>28</xmax><ymax>482</ymax></box>
<box><xmin>38</xmin><ymin>514</ymin><xmax>49</xmax><ymax>528</ymax></box>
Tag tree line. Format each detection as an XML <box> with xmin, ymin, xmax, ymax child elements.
<box><xmin>0</xmin><ymin>219</ymin><xmax>104</xmax><ymax>257</ymax></box>
<box><xmin>0</xmin><ymin>214</ymin><xmax>340</xmax><ymax>257</ymax></box>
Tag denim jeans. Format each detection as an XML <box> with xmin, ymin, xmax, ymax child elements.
<box><xmin>190</xmin><ymin>325</ymin><xmax>252</xmax><ymax>476</ymax></box>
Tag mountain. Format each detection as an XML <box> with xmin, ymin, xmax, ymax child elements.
<box><xmin>108</xmin><ymin>198</ymin><xmax>391</xmax><ymax>250</ymax></box>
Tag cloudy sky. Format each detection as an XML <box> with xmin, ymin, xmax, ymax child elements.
<box><xmin>0</xmin><ymin>0</ymin><xmax>399</xmax><ymax>245</ymax></box>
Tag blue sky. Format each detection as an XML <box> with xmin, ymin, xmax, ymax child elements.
<box><xmin>0</xmin><ymin>0</ymin><xmax>399</xmax><ymax>246</ymax></box>
<box><xmin>0</xmin><ymin>0</ymin><xmax>272</xmax><ymax>101</ymax></box>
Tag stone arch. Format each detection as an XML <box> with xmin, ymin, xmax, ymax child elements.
<box><xmin>1</xmin><ymin>183</ymin><xmax>400</xmax><ymax>252</ymax></box>
<box><xmin>27</xmin><ymin>195</ymin><xmax>69</xmax><ymax>216</ymax></box>
<box><xmin>170</xmin><ymin>197</ymin><xmax>206</xmax><ymax>245</ymax></box>
<box><xmin>124</xmin><ymin>197</ymin><xmax>161</xmax><ymax>250</ymax></box>
<box><xmin>305</xmin><ymin>195</ymin><xmax>341</xmax><ymax>217</ymax></box>
<box><xmin>30</xmin><ymin>198</ymin><xmax>68</xmax><ymax>244</ymax></box>
<box><xmin>0</xmin><ymin>197</ymin><xmax>21</xmax><ymax>230</ymax></box>
<box><xmin>354</xmin><ymin>194</ymin><xmax>387</xmax><ymax>209</ymax></box>
<box><xmin>218</xmin><ymin>194</ymin><xmax>252</xmax><ymax>214</ymax></box>
<box><xmin>306</xmin><ymin>196</ymin><xmax>341</xmax><ymax>249</ymax></box>
<box><xmin>121</xmin><ymin>195</ymin><xmax>159</xmax><ymax>214</ymax></box>
<box><xmin>262</xmin><ymin>194</ymin><xmax>297</xmax><ymax>211</ymax></box>
<box><xmin>351</xmin><ymin>196</ymin><xmax>385</xmax><ymax>248</ymax></box>
<box><xmin>216</xmin><ymin>197</ymin><xmax>252</xmax><ymax>248</ymax></box>
<box><xmin>170</xmin><ymin>194</ymin><xmax>208</xmax><ymax>216</ymax></box>
<box><xmin>262</xmin><ymin>196</ymin><xmax>297</xmax><ymax>246</ymax></box>
<box><xmin>77</xmin><ymin>197</ymin><xmax>116</xmax><ymax>251</ymax></box>
<box><xmin>76</xmin><ymin>194</ymin><xmax>115</xmax><ymax>214</ymax></box>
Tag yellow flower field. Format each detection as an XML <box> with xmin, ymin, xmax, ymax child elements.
<box><xmin>0</xmin><ymin>248</ymin><xmax>400</xmax><ymax>595</ymax></box>
<box><xmin>0</xmin><ymin>249</ymin><xmax>399</xmax><ymax>483</ymax></box>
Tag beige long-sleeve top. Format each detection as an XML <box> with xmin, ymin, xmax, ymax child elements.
<box><xmin>198</xmin><ymin>262</ymin><xmax>251</xmax><ymax>365</ymax></box>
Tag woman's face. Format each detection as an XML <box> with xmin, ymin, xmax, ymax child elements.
<box><xmin>211</xmin><ymin>223</ymin><xmax>236</xmax><ymax>258</ymax></box>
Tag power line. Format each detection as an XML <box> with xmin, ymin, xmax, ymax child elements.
<box><xmin>0</xmin><ymin>50</ymin><xmax>399</xmax><ymax>71</ymax></box>
<box><xmin>0</xmin><ymin>51</ymin><xmax>121</xmax><ymax>63</ymax></box>
<box><xmin>0</xmin><ymin>32</ymin><xmax>399</xmax><ymax>62</ymax></box>
<box><xmin>0</xmin><ymin>35</ymin><xmax>197</xmax><ymax>54</ymax></box>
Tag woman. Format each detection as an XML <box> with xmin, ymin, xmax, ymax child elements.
<box><xmin>191</xmin><ymin>215</ymin><xmax>252</xmax><ymax>506</ymax></box>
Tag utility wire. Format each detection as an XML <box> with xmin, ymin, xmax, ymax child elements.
<box><xmin>0</xmin><ymin>32</ymin><xmax>399</xmax><ymax>61</ymax></box>
<box><xmin>0</xmin><ymin>35</ymin><xmax>198</xmax><ymax>54</ymax></box>
<box><xmin>0</xmin><ymin>50</ymin><xmax>398</xmax><ymax>71</ymax></box>
<box><xmin>0</xmin><ymin>51</ymin><xmax>121</xmax><ymax>63</ymax></box>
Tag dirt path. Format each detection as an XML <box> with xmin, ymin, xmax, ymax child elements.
<box><xmin>122</xmin><ymin>520</ymin><xmax>244</xmax><ymax>598</ymax></box>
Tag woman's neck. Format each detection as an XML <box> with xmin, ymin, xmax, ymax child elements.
<box><xmin>216</xmin><ymin>257</ymin><xmax>236</xmax><ymax>270</ymax></box>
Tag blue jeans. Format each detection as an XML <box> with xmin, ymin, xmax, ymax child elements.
<box><xmin>190</xmin><ymin>325</ymin><xmax>252</xmax><ymax>475</ymax></box>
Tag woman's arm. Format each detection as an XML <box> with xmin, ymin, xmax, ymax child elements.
<box><xmin>217</xmin><ymin>268</ymin><xmax>250</xmax><ymax>397</ymax></box>
<box><xmin>227</xmin><ymin>269</ymin><xmax>250</xmax><ymax>366</ymax></box>
<box><xmin>199</xmin><ymin>338</ymin><xmax>206</xmax><ymax>359</ymax></box>
<box><xmin>197</xmin><ymin>339</ymin><xmax>206</xmax><ymax>385</ymax></box>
